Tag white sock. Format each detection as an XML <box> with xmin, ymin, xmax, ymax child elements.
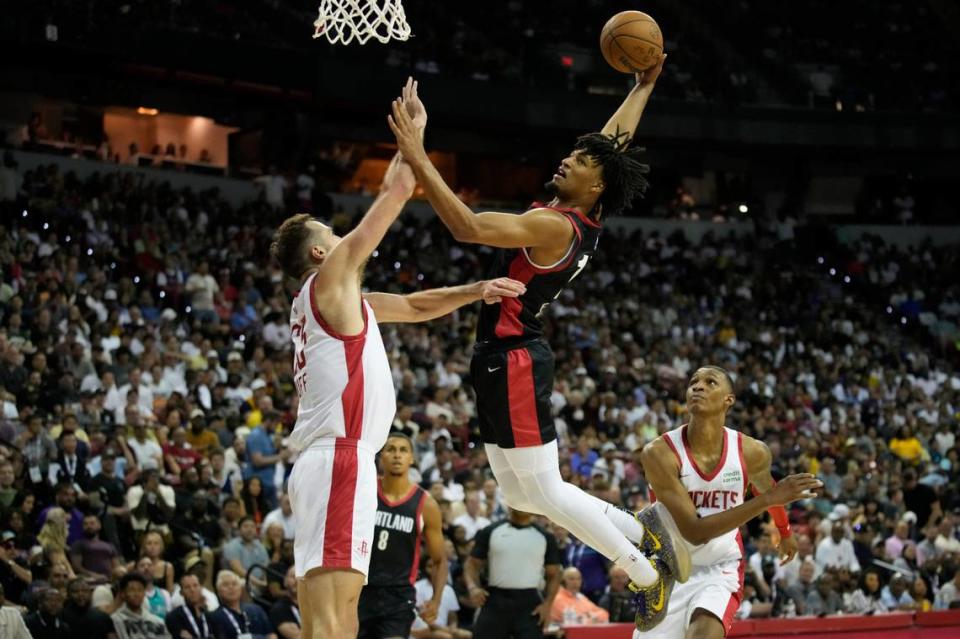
<box><xmin>587</xmin><ymin>494</ymin><xmax>646</xmax><ymax>543</ymax></box>
<box><xmin>614</xmin><ymin>549</ymin><xmax>658</xmax><ymax>587</ymax></box>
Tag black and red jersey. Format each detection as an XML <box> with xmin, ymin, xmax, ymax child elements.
<box><xmin>366</xmin><ymin>481</ymin><xmax>427</xmax><ymax>587</ymax></box>
<box><xmin>476</xmin><ymin>203</ymin><xmax>601</xmax><ymax>344</ymax></box>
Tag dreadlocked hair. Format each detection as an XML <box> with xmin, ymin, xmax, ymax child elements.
<box><xmin>574</xmin><ymin>129</ymin><xmax>650</xmax><ymax>216</ymax></box>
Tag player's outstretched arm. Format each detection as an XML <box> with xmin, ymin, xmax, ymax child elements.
<box><xmin>388</xmin><ymin>93</ymin><xmax>572</xmax><ymax>250</ymax></box>
<box><xmin>600</xmin><ymin>53</ymin><xmax>666</xmax><ymax>141</ymax></box>
<box><xmin>322</xmin><ymin>78</ymin><xmax>424</xmax><ymax>277</ymax></box>
<box><xmin>417</xmin><ymin>495</ymin><xmax>449</xmax><ymax>625</ymax></box>
<box><xmin>365</xmin><ymin>277</ymin><xmax>525</xmax><ymax>323</ymax></box>
<box><xmin>640</xmin><ymin>438</ymin><xmax>820</xmax><ymax>546</ymax></box>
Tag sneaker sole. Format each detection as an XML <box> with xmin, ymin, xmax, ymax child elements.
<box><xmin>650</xmin><ymin>502</ymin><xmax>692</xmax><ymax>583</ymax></box>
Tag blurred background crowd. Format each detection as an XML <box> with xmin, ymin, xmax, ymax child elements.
<box><xmin>0</xmin><ymin>155</ymin><xmax>957</xmax><ymax>637</ymax></box>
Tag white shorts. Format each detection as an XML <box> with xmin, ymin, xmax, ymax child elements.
<box><xmin>288</xmin><ymin>437</ymin><xmax>378</xmax><ymax>580</ymax></box>
<box><xmin>633</xmin><ymin>560</ymin><xmax>744</xmax><ymax>639</ymax></box>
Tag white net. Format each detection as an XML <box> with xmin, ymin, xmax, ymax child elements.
<box><xmin>313</xmin><ymin>0</ymin><xmax>412</xmax><ymax>45</ymax></box>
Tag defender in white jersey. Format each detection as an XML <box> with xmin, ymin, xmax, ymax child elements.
<box><xmin>634</xmin><ymin>366</ymin><xmax>822</xmax><ymax>639</ymax></box>
<box><xmin>269</xmin><ymin>78</ymin><xmax>525</xmax><ymax>639</ymax></box>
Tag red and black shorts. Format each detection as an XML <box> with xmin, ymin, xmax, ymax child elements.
<box><xmin>470</xmin><ymin>338</ymin><xmax>557</xmax><ymax>449</ymax></box>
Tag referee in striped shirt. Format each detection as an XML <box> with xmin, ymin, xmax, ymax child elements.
<box><xmin>465</xmin><ymin>508</ymin><xmax>563</xmax><ymax>638</ymax></box>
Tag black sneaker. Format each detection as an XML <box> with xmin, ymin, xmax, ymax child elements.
<box><xmin>635</xmin><ymin>502</ymin><xmax>692</xmax><ymax>583</ymax></box>
<box><xmin>629</xmin><ymin>556</ymin><xmax>676</xmax><ymax>632</ymax></box>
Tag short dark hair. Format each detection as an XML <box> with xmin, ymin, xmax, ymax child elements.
<box><xmin>574</xmin><ymin>130</ymin><xmax>650</xmax><ymax>217</ymax></box>
<box><xmin>270</xmin><ymin>213</ymin><xmax>317</xmax><ymax>280</ymax></box>
<box><xmin>701</xmin><ymin>365</ymin><xmax>735</xmax><ymax>394</ymax></box>
<box><xmin>385</xmin><ymin>432</ymin><xmax>414</xmax><ymax>450</ymax></box>
<box><xmin>119</xmin><ymin>572</ymin><xmax>147</xmax><ymax>590</ymax></box>
<box><xmin>238</xmin><ymin>516</ymin><xmax>256</xmax><ymax>527</ymax></box>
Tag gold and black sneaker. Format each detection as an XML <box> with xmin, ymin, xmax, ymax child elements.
<box><xmin>629</xmin><ymin>556</ymin><xmax>676</xmax><ymax>632</ymax></box>
<box><xmin>635</xmin><ymin>502</ymin><xmax>692</xmax><ymax>583</ymax></box>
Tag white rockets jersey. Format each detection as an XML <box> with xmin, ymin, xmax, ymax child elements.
<box><xmin>659</xmin><ymin>425</ymin><xmax>748</xmax><ymax>567</ymax></box>
<box><xmin>287</xmin><ymin>273</ymin><xmax>396</xmax><ymax>452</ymax></box>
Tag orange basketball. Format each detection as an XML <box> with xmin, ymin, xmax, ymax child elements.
<box><xmin>600</xmin><ymin>11</ymin><xmax>663</xmax><ymax>73</ymax></box>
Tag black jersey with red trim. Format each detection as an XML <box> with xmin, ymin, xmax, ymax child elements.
<box><xmin>476</xmin><ymin>204</ymin><xmax>601</xmax><ymax>343</ymax></box>
<box><xmin>367</xmin><ymin>480</ymin><xmax>428</xmax><ymax>587</ymax></box>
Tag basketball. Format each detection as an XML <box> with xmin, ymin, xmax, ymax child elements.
<box><xmin>600</xmin><ymin>11</ymin><xmax>663</xmax><ymax>74</ymax></box>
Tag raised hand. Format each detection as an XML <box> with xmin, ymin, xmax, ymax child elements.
<box><xmin>401</xmin><ymin>76</ymin><xmax>427</xmax><ymax>130</ymax></box>
<box><xmin>635</xmin><ymin>53</ymin><xmax>666</xmax><ymax>89</ymax></box>
<box><xmin>388</xmin><ymin>97</ymin><xmax>429</xmax><ymax>168</ymax></box>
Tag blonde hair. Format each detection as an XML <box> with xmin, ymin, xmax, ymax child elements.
<box><xmin>37</xmin><ymin>507</ymin><xmax>68</xmax><ymax>552</ymax></box>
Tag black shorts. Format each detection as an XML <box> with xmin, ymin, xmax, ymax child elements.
<box><xmin>357</xmin><ymin>584</ymin><xmax>416</xmax><ymax>639</ymax></box>
<box><xmin>470</xmin><ymin>338</ymin><xmax>556</xmax><ymax>449</ymax></box>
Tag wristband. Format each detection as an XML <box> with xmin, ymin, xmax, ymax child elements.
<box><xmin>751</xmin><ymin>483</ymin><xmax>792</xmax><ymax>538</ymax></box>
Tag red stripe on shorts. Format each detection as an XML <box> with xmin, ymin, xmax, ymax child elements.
<box><xmin>721</xmin><ymin>530</ymin><xmax>747</xmax><ymax>632</ymax></box>
<box><xmin>506</xmin><ymin>348</ymin><xmax>542</xmax><ymax>447</ymax></box>
<box><xmin>322</xmin><ymin>440</ymin><xmax>358</xmax><ymax>568</ymax></box>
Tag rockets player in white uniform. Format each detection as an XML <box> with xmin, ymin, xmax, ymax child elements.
<box><xmin>269</xmin><ymin>79</ymin><xmax>525</xmax><ymax>639</ymax></box>
<box><xmin>633</xmin><ymin>366</ymin><xmax>822</xmax><ymax>638</ymax></box>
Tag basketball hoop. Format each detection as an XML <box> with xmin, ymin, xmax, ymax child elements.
<box><xmin>313</xmin><ymin>0</ymin><xmax>412</xmax><ymax>45</ymax></box>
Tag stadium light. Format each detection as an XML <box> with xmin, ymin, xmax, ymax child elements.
<box><xmin>137</xmin><ymin>107</ymin><xmax>159</xmax><ymax>116</ymax></box>
<box><xmin>738</xmin><ymin>204</ymin><xmax>748</xmax><ymax>213</ymax></box>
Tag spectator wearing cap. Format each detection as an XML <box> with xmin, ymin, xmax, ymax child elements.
<box><xmin>452</xmin><ymin>491</ymin><xmax>490</xmax><ymax>542</ymax></box>
<box><xmin>186</xmin><ymin>410</ymin><xmax>219</xmax><ymax>456</ymax></box>
<box><xmin>815</xmin><ymin>519</ymin><xmax>861</xmax><ymax>573</ymax></box>
<box><xmin>0</xmin><ymin>529</ymin><xmax>32</xmax><ymax>605</ymax></box>
<box><xmin>591</xmin><ymin>442</ymin><xmax>625</xmax><ymax>490</ymax></box>
<box><xmin>206</xmin><ymin>351</ymin><xmax>227</xmax><ymax>384</ymax></box>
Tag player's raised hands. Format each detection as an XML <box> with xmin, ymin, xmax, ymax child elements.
<box><xmin>401</xmin><ymin>76</ymin><xmax>427</xmax><ymax>129</ymax></box>
<box><xmin>388</xmin><ymin>96</ymin><xmax>429</xmax><ymax>168</ymax></box>
<box><xmin>480</xmin><ymin>277</ymin><xmax>527</xmax><ymax>304</ymax></box>
<box><xmin>635</xmin><ymin>53</ymin><xmax>666</xmax><ymax>89</ymax></box>
<box><xmin>765</xmin><ymin>473</ymin><xmax>822</xmax><ymax>505</ymax></box>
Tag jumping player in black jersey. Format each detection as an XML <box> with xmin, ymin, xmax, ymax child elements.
<box><xmin>389</xmin><ymin>55</ymin><xmax>691</xmax><ymax>620</ymax></box>
<box><xmin>358</xmin><ymin>433</ymin><xmax>447</xmax><ymax>639</ymax></box>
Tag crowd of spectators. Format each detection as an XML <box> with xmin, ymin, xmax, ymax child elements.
<box><xmin>6</xmin><ymin>0</ymin><xmax>958</xmax><ymax>111</ymax></box>
<box><xmin>0</xmin><ymin>155</ymin><xmax>958</xmax><ymax>638</ymax></box>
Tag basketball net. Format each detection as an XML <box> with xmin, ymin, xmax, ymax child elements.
<box><xmin>313</xmin><ymin>0</ymin><xmax>412</xmax><ymax>45</ymax></box>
